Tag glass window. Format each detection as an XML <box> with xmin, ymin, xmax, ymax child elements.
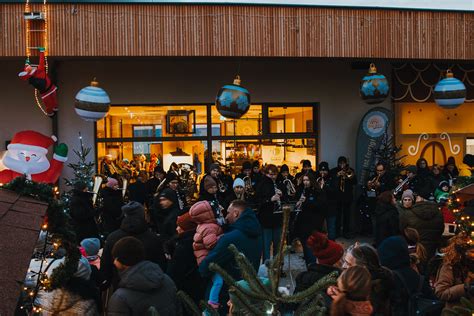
<box><xmin>266</xmin><ymin>105</ymin><xmax>314</xmax><ymax>134</ymax></box>
<box><xmin>211</xmin><ymin>105</ymin><xmax>262</xmax><ymax>136</ymax></box>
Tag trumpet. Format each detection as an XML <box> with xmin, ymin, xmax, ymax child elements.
<box><xmin>243</xmin><ymin>176</ymin><xmax>255</xmax><ymax>196</ymax></box>
<box><xmin>367</xmin><ymin>174</ymin><xmax>381</xmax><ymax>191</ymax></box>
<box><xmin>283</xmin><ymin>178</ymin><xmax>296</xmax><ymax>196</ymax></box>
<box><xmin>338</xmin><ymin>167</ymin><xmax>354</xmax><ymax>193</ymax></box>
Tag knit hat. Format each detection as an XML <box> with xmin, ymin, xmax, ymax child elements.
<box><xmin>307</xmin><ymin>232</ymin><xmax>344</xmax><ymax>265</ymax></box>
<box><xmin>438</xmin><ymin>180</ymin><xmax>450</xmax><ymax>190</ymax></box>
<box><xmin>106</xmin><ymin>177</ymin><xmax>118</xmax><ymax>188</ymax></box>
<box><xmin>209</xmin><ymin>163</ymin><xmax>220</xmax><ymax>172</ymax></box>
<box><xmin>242</xmin><ymin>161</ymin><xmax>252</xmax><ymax>171</ymax></box>
<box><xmin>159</xmin><ymin>188</ymin><xmax>176</xmax><ymax>203</ymax></box>
<box><xmin>233</xmin><ymin>178</ymin><xmax>245</xmax><ymax>188</ymax></box>
<box><xmin>74</xmin><ymin>256</ymin><xmax>92</xmax><ymax>280</ymax></box>
<box><xmin>122</xmin><ymin>201</ymin><xmax>145</xmax><ymax>218</ymax></box>
<box><xmin>204</xmin><ymin>176</ymin><xmax>217</xmax><ymax>191</ymax></box>
<box><xmin>80</xmin><ymin>238</ymin><xmax>100</xmax><ymax>259</ymax></box>
<box><xmin>280</xmin><ymin>164</ymin><xmax>290</xmax><ymax>173</ymax></box>
<box><xmin>401</xmin><ymin>189</ymin><xmax>414</xmax><ymax>201</ymax></box>
<box><xmin>252</xmin><ymin>161</ymin><xmax>260</xmax><ymax>169</ymax></box>
<box><xmin>377</xmin><ymin>236</ymin><xmax>410</xmax><ymax>270</ymax></box>
<box><xmin>302</xmin><ymin>160</ymin><xmax>312</xmax><ymax>168</ymax></box>
<box><xmin>318</xmin><ymin>161</ymin><xmax>329</xmax><ymax>172</ymax></box>
<box><xmin>337</xmin><ymin>156</ymin><xmax>347</xmax><ymax>164</ymax></box>
<box><xmin>176</xmin><ymin>212</ymin><xmax>197</xmax><ymax>233</ymax></box>
<box><xmin>112</xmin><ymin>236</ymin><xmax>145</xmax><ymax>266</ymax></box>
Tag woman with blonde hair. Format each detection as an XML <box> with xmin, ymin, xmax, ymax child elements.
<box><xmin>328</xmin><ymin>266</ymin><xmax>373</xmax><ymax>316</ymax></box>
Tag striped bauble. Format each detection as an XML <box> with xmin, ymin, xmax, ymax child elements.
<box><xmin>74</xmin><ymin>79</ymin><xmax>111</xmax><ymax>122</ymax></box>
<box><xmin>360</xmin><ymin>63</ymin><xmax>389</xmax><ymax>105</ymax></box>
<box><xmin>434</xmin><ymin>70</ymin><xmax>466</xmax><ymax>109</ymax></box>
<box><xmin>216</xmin><ymin>76</ymin><xmax>250</xmax><ymax>119</ymax></box>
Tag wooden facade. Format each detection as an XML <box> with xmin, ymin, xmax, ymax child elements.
<box><xmin>1</xmin><ymin>3</ymin><xmax>474</xmax><ymax>59</ymax></box>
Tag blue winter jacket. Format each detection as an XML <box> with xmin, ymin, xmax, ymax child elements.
<box><xmin>199</xmin><ymin>208</ymin><xmax>262</xmax><ymax>279</ymax></box>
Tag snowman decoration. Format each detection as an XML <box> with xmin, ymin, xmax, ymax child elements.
<box><xmin>0</xmin><ymin>130</ymin><xmax>68</xmax><ymax>184</ymax></box>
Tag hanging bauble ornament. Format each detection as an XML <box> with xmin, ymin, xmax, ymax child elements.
<box><xmin>360</xmin><ymin>63</ymin><xmax>390</xmax><ymax>104</ymax></box>
<box><xmin>74</xmin><ymin>78</ymin><xmax>111</xmax><ymax>122</ymax></box>
<box><xmin>434</xmin><ymin>70</ymin><xmax>466</xmax><ymax>109</ymax></box>
<box><xmin>216</xmin><ymin>75</ymin><xmax>250</xmax><ymax>119</ymax></box>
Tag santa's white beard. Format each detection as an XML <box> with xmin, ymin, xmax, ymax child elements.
<box><xmin>3</xmin><ymin>154</ymin><xmax>50</xmax><ymax>175</ymax></box>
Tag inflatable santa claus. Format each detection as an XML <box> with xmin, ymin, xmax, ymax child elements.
<box><xmin>0</xmin><ymin>130</ymin><xmax>68</xmax><ymax>184</ymax></box>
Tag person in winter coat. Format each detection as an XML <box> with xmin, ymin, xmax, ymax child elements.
<box><xmin>198</xmin><ymin>175</ymin><xmax>226</xmax><ymax>215</ymax></box>
<box><xmin>398</xmin><ymin>196</ymin><xmax>444</xmax><ymax>260</ymax></box>
<box><xmin>199</xmin><ymin>200</ymin><xmax>262</xmax><ymax>310</ymax></box>
<box><xmin>224</xmin><ymin>178</ymin><xmax>246</xmax><ymax>206</ymax></box>
<box><xmin>189</xmin><ymin>200</ymin><xmax>225</xmax><ymax>310</ymax></box>
<box><xmin>378</xmin><ymin>236</ymin><xmax>437</xmax><ymax>316</ymax></box>
<box><xmin>69</xmin><ymin>182</ymin><xmax>99</xmax><ymax>242</ymax></box>
<box><xmin>403</xmin><ymin>227</ymin><xmax>428</xmax><ymax>275</ymax></box>
<box><xmin>342</xmin><ymin>243</ymin><xmax>394</xmax><ymax>316</ymax></box>
<box><xmin>429</xmin><ymin>164</ymin><xmax>445</xmax><ymax>193</ymax></box>
<box><xmin>145</xmin><ymin>165</ymin><xmax>166</xmax><ymax>207</ymax></box>
<box><xmin>152</xmin><ymin>188</ymin><xmax>181</xmax><ymax>241</ymax></box>
<box><xmin>108</xmin><ymin>236</ymin><xmax>177</xmax><ymax>316</ymax></box>
<box><xmin>413</xmin><ymin>158</ymin><xmax>434</xmax><ymax>200</ymax></box>
<box><xmin>374</xmin><ymin>190</ymin><xmax>400</xmax><ymax>247</ymax></box>
<box><xmin>36</xmin><ymin>256</ymin><xmax>101</xmax><ymax>315</ymax></box>
<box><xmin>434</xmin><ymin>180</ymin><xmax>451</xmax><ymax>204</ymax></box>
<box><xmin>458</xmin><ymin>154</ymin><xmax>474</xmax><ymax>177</ymax></box>
<box><xmin>100</xmin><ymin>177</ymin><xmax>124</xmax><ymax>235</ymax></box>
<box><xmin>443</xmin><ymin>156</ymin><xmax>459</xmax><ymax>185</ymax></box>
<box><xmin>256</xmin><ymin>164</ymin><xmax>287</xmax><ymax>261</ymax></box>
<box><xmin>434</xmin><ymin>231</ymin><xmax>474</xmax><ymax>309</ymax></box>
<box><xmin>293</xmin><ymin>173</ymin><xmax>328</xmax><ymax>264</ymax></box>
<box><xmin>327</xmin><ymin>266</ymin><xmax>373</xmax><ymax>316</ymax></box>
<box><xmin>127</xmin><ymin>172</ymin><xmax>147</xmax><ymax>204</ymax></box>
<box><xmin>165</xmin><ymin>172</ymin><xmax>188</xmax><ymax>213</ymax></box>
<box><xmin>166</xmin><ymin>212</ymin><xmax>205</xmax><ymax>308</ymax></box>
<box><xmin>101</xmin><ymin>201</ymin><xmax>166</xmax><ymax>289</ymax></box>
<box><xmin>80</xmin><ymin>238</ymin><xmax>104</xmax><ymax>288</ymax></box>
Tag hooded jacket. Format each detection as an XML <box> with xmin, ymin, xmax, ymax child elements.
<box><xmin>378</xmin><ymin>236</ymin><xmax>437</xmax><ymax>316</ymax></box>
<box><xmin>398</xmin><ymin>201</ymin><xmax>444</xmax><ymax>259</ymax></box>
<box><xmin>199</xmin><ymin>208</ymin><xmax>262</xmax><ymax>279</ymax></box>
<box><xmin>101</xmin><ymin>206</ymin><xmax>166</xmax><ymax>286</ymax></box>
<box><xmin>256</xmin><ymin>176</ymin><xmax>286</xmax><ymax>228</ymax></box>
<box><xmin>107</xmin><ymin>261</ymin><xmax>177</xmax><ymax>316</ymax></box>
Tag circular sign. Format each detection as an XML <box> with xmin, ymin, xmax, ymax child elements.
<box><xmin>362</xmin><ymin>111</ymin><xmax>388</xmax><ymax>138</ymax></box>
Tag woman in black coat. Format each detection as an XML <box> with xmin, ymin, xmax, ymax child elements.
<box><xmin>99</xmin><ymin>178</ymin><xmax>124</xmax><ymax>235</ymax></box>
<box><xmin>293</xmin><ymin>172</ymin><xmax>327</xmax><ymax>265</ymax></box>
<box><xmin>69</xmin><ymin>182</ymin><xmax>99</xmax><ymax>242</ymax></box>
<box><xmin>374</xmin><ymin>190</ymin><xmax>400</xmax><ymax>247</ymax></box>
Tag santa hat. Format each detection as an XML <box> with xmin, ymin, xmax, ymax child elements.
<box><xmin>7</xmin><ymin>130</ymin><xmax>56</xmax><ymax>154</ymax></box>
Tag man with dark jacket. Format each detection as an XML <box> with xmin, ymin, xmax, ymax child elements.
<box><xmin>398</xmin><ymin>199</ymin><xmax>444</xmax><ymax>259</ymax></box>
<box><xmin>108</xmin><ymin>236</ymin><xmax>177</xmax><ymax>316</ymax></box>
<box><xmin>100</xmin><ymin>177</ymin><xmax>124</xmax><ymax>235</ymax></box>
<box><xmin>69</xmin><ymin>182</ymin><xmax>99</xmax><ymax>242</ymax></box>
<box><xmin>101</xmin><ymin>201</ymin><xmax>166</xmax><ymax>289</ymax></box>
<box><xmin>152</xmin><ymin>188</ymin><xmax>180</xmax><ymax>241</ymax></box>
<box><xmin>199</xmin><ymin>200</ymin><xmax>262</xmax><ymax>295</ymax></box>
<box><xmin>127</xmin><ymin>172</ymin><xmax>147</xmax><ymax>205</ymax></box>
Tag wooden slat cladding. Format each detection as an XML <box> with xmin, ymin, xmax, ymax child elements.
<box><xmin>1</xmin><ymin>3</ymin><xmax>474</xmax><ymax>59</ymax></box>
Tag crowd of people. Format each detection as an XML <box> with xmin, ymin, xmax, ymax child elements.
<box><xmin>34</xmin><ymin>153</ymin><xmax>474</xmax><ymax>315</ymax></box>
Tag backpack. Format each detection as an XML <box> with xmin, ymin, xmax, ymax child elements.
<box><xmin>393</xmin><ymin>271</ymin><xmax>444</xmax><ymax>316</ymax></box>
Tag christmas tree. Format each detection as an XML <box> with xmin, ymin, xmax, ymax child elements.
<box><xmin>374</xmin><ymin>129</ymin><xmax>406</xmax><ymax>179</ymax></box>
<box><xmin>178</xmin><ymin>205</ymin><xmax>338</xmax><ymax>315</ymax></box>
<box><xmin>64</xmin><ymin>133</ymin><xmax>95</xmax><ymax>190</ymax></box>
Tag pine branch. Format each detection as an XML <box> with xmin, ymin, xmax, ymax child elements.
<box><xmin>295</xmin><ymin>294</ymin><xmax>326</xmax><ymax>316</ymax></box>
<box><xmin>271</xmin><ymin>205</ymin><xmax>291</xmax><ymax>296</ymax></box>
<box><xmin>199</xmin><ymin>301</ymin><xmax>220</xmax><ymax>316</ymax></box>
<box><xmin>176</xmin><ymin>291</ymin><xmax>201</xmax><ymax>316</ymax></box>
<box><xmin>229</xmin><ymin>287</ymin><xmax>267</xmax><ymax>316</ymax></box>
<box><xmin>281</xmin><ymin>271</ymin><xmax>338</xmax><ymax>304</ymax></box>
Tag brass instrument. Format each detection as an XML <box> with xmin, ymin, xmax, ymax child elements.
<box><xmin>393</xmin><ymin>174</ymin><xmax>413</xmax><ymax>195</ymax></box>
<box><xmin>243</xmin><ymin>175</ymin><xmax>255</xmax><ymax>197</ymax></box>
<box><xmin>295</xmin><ymin>189</ymin><xmax>305</xmax><ymax>213</ymax></box>
<box><xmin>338</xmin><ymin>167</ymin><xmax>354</xmax><ymax>193</ymax></box>
<box><xmin>367</xmin><ymin>174</ymin><xmax>381</xmax><ymax>191</ymax></box>
<box><xmin>217</xmin><ymin>178</ymin><xmax>227</xmax><ymax>193</ymax></box>
<box><xmin>273</xmin><ymin>182</ymin><xmax>282</xmax><ymax>213</ymax></box>
<box><xmin>316</xmin><ymin>176</ymin><xmax>325</xmax><ymax>190</ymax></box>
<box><xmin>283</xmin><ymin>178</ymin><xmax>296</xmax><ymax>196</ymax></box>
<box><xmin>155</xmin><ymin>177</ymin><xmax>167</xmax><ymax>195</ymax></box>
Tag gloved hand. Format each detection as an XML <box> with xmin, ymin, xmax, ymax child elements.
<box><xmin>54</xmin><ymin>143</ymin><xmax>68</xmax><ymax>159</ymax></box>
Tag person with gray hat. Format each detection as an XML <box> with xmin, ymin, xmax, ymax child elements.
<box><xmin>101</xmin><ymin>201</ymin><xmax>166</xmax><ymax>290</ymax></box>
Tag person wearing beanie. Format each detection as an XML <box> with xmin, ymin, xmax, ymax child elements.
<box><xmin>80</xmin><ymin>237</ymin><xmax>104</xmax><ymax>288</ymax></box>
<box><xmin>434</xmin><ymin>180</ymin><xmax>451</xmax><ymax>203</ymax></box>
<box><xmin>164</xmin><ymin>172</ymin><xmax>187</xmax><ymax>212</ymax></box>
<box><xmin>378</xmin><ymin>236</ymin><xmax>437</xmax><ymax>316</ymax></box>
<box><xmin>198</xmin><ymin>174</ymin><xmax>226</xmax><ymax>219</ymax></box>
<box><xmin>145</xmin><ymin>165</ymin><xmax>167</xmax><ymax>207</ymax></box>
<box><xmin>199</xmin><ymin>162</ymin><xmax>231</xmax><ymax>203</ymax></box>
<box><xmin>443</xmin><ymin>156</ymin><xmax>459</xmax><ymax>183</ymax></box>
<box><xmin>329</xmin><ymin>156</ymin><xmax>356</xmax><ymax>239</ymax></box>
<box><xmin>251</xmin><ymin>160</ymin><xmax>263</xmax><ymax>186</ymax></box>
<box><xmin>99</xmin><ymin>176</ymin><xmax>124</xmax><ymax>235</ymax></box>
<box><xmin>101</xmin><ymin>201</ymin><xmax>166</xmax><ymax>290</ymax></box>
<box><xmin>236</xmin><ymin>161</ymin><xmax>252</xmax><ymax>180</ymax></box>
<box><xmin>401</xmin><ymin>189</ymin><xmax>415</xmax><ymax>208</ymax></box>
<box><xmin>127</xmin><ymin>172</ymin><xmax>148</xmax><ymax>205</ymax></box>
<box><xmin>459</xmin><ymin>154</ymin><xmax>474</xmax><ymax>177</ymax></box>
<box><xmin>295</xmin><ymin>159</ymin><xmax>315</xmax><ymax>185</ymax></box>
<box><xmin>307</xmin><ymin>232</ymin><xmax>344</xmax><ymax>265</ymax></box>
<box><xmin>151</xmin><ymin>188</ymin><xmax>180</xmax><ymax>240</ymax></box>
<box><xmin>412</xmin><ymin>158</ymin><xmax>434</xmax><ymax>200</ymax></box>
<box><xmin>374</xmin><ymin>191</ymin><xmax>399</xmax><ymax>247</ymax></box>
<box><xmin>35</xmin><ymin>256</ymin><xmax>101</xmax><ymax>315</ymax></box>
<box><xmin>166</xmin><ymin>212</ymin><xmax>206</xmax><ymax>304</ymax></box>
<box><xmin>315</xmin><ymin>162</ymin><xmax>338</xmax><ymax>240</ymax></box>
<box><xmin>276</xmin><ymin>164</ymin><xmax>295</xmax><ymax>189</ymax></box>
<box><xmin>108</xmin><ymin>236</ymin><xmax>178</xmax><ymax>316</ymax></box>
<box><xmin>189</xmin><ymin>200</ymin><xmax>225</xmax><ymax>310</ymax></box>
<box><xmin>69</xmin><ymin>181</ymin><xmax>99</xmax><ymax>242</ymax></box>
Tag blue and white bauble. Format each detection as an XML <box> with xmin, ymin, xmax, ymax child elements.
<box><xmin>360</xmin><ymin>63</ymin><xmax>389</xmax><ymax>105</ymax></box>
<box><xmin>434</xmin><ymin>70</ymin><xmax>466</xmax><ymax>109</ymax></box>
<box><xmin>216</xmin><ymin>76</ymin><xmax>250</xmax><ymax>119</ymax></box>
<box><xmin>74</xmin><ymin>79</ymin><xmax>111</xmax><ymax>122</ymax></box>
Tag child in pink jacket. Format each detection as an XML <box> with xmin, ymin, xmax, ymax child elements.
<box><xmin>189</xmin><ymin>200</ymin><xmax>225</xmax><ymax>309</ymax></box>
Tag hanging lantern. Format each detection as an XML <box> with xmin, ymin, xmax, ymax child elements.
<box><xmin>360</xmin><ymin>63</ymin><xmax>389</xmax><ymax>104</ymax></box>
<box><xmin>74</xmin><ymin>78</ymin><xmax>111</xmax><ymax>122</ymax></box>
<box><xmin>434</xmin><ymin>70</ymin><xmax>466</xmax><ymax>109</ymax></box>
<box><xmin>216</xmin><ymin>75</ymin><xmax>250</xmax><ymax>119</ymax></box>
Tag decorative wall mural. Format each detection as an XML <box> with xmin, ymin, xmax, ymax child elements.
<box><xmin>408</xmin><ymin>133</ymin><xmax>429</xmax><ymax>156</ymax></box>
<box><xmin>440</xmin><ymin>132</ymin><xmax>461</xmax><ymax>155</ymax></box>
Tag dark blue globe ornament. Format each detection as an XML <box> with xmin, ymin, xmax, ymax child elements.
<box><xmin>360</xmin><ymin>63</ymin><xmax>389</xmax><ymax>104</ymax></box>
<box><xmin>434</xmin><ymin>70</ymin><xmax>466</xmax><ymax>109</ymax></box>
<box><xmin>216</xmin><ymin>75</ymin><xmax>250</xmax><ymax>119</ymax></box>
